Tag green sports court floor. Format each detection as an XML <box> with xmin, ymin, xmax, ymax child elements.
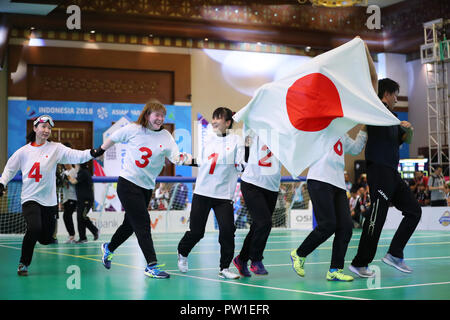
<box><xmin>0</xmin><ymin>229</ymin><xmax>449</xmax><ymax>300</ymax></box>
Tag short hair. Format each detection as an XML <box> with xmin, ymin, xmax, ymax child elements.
<box><xmin>378</xmin><ymin>78</ymin><xmax>400</xmax><ymax>100</ymax></box>
<box><xmin>136</xmin><ymin>99</ymin><xmax>166</xmax><ymax>128</ymax></box>
<box><xmin>212</xmin><ymin>107</ymin><xmax>234</xmax><ymax>129</ymax></box>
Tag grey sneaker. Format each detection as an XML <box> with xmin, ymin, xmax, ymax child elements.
<box><xmin>349</xmin><ymin>264</ymin><xmax>375</xmax><ymax>278</ymax></box>
<box><xmin>177</xmin><ymin>253</ymin><xmax>188</xmax><ymax>273</ymax></box>
<box><xmin>382</xmin><ymin>253</ymin><xmax>412</xmax><ymax>273</ymax></box>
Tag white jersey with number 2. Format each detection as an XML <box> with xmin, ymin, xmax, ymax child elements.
<box><xmin>0</xmin><ymin>142</ymin><xmax>92</xmax><ymax>206</ymax></box>
<box><xmin>109</xmin><ymin>123</ymin><xmax>180</xmax><ymax>190</ymax></box>
<box><xmin>194</xmin><ymin>132</ymin><xmax>245</xmax><ymax>200</ymax></box>
<box><xmin>241</xmin><ymin>132</ymin><xmax>281</xmax><ymax>192</ymax></box>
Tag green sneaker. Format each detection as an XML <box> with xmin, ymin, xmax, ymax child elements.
<box><xmin>326</xmin><ymin>269</ymin><xmax>354</xmax><ymax>282</ymax></box>
<box><xmin>290</xmin><ymin>249</ymin><xmax>305</xmax><ymax>277</ymax></box>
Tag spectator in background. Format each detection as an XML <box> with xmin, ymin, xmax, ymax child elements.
<box><xmin>155</xmin><ymin>183</ymin><xmax>170</xmax><ymax>210</ymax></box>
<box><xmin>356</xmin><ymin>173</ymin><xmax>368</xmax><ymax>189</ymax></box>
<box><xmin>415</xmin><ymin>183</ymin><xmax>430</xmax><ymax>206</ymax></box>
<box><xmin>445</xmin><ymin>183</ymin><xmax>450</xmax><ymax>206</ymax></box>
<box><xmin>66</xmin><ymin>161</ymin><xmax>99</xmax><ymax>243</ymax></box>
<box><xmin>291</xmin><ymin>182</ymin><xmax>309</xmax><ymax>209</ymax></box>
<box><xmin>349</xmin><ymin>186</ymin><xmax>360</xmax><ymax>227</ymax></box>
<box><xmin>428</xmin><ymin>165</ymin><xmax>447</xmax><ymax>207</ymax></box>
<box><xmin>344</xmin><ymin>171</ymin><xmax>353</xmax><ymax>196</ymax></box>
<box><xmin>353</xmin><ymin>186</ymin><xmax>371</xmax><ymax>228</ymax></box>
<box><xmin>170</xmin><ymin>176</ymin><xmax>188</xmax><ymax>210</ymax></box>
<box><xmin>61</xmin><ymin>162</ymin><xmax>78</xmax><ymax>243</ymax></box>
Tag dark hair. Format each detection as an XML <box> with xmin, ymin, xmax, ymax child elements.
<box><xmin>212</xmin><ymin>107</ymin><xmax>234</xmax><ymax>129</ymax></box>
<box><xmin>378</xmin><ymin>78</ymin><xmax>399</xmax><ymax>100</ymax></box>
<box><xmin>63</xmin><ymin>142</ymin><xmax>72</xmax><ymax>148</ymax></box>
<box><xmin>26</xmin><ymin>131</ymin><xmax>36</xmax><ymax>143</ymax></box>
<box><xmin>26</xmin><ymin>120</ymin><xmax>54</xmax><ymax>143</ymax></box>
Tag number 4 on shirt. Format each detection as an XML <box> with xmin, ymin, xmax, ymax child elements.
<box><xmin>28</xmin><ymin>162</ymin><xmax>43</xmax><ymax>182</ymax></box>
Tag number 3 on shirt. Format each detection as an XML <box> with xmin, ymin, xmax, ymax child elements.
<box><xmin>135</xmin><ymin>147</ymin><xmax>152</xmax><ymax>168</ymax></box>
<box><xmin>28</xmin><ymin>162</ymin><xmax>43</xmax><ymax>182</ymax></box>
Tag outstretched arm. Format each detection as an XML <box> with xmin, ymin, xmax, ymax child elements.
<box><xmin>358</xmin><ymin>37</ymin><xmax>378</xmax><ymax>95</ymax></box>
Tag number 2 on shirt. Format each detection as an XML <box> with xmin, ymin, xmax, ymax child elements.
<box><xmin>135</xmin><ymin>147</ymin><xmax>152</xmax><ymax>168</ymax></box>
<box><xmin>208</xmin><ymin>153</ymin><xmax>219</xmax><ymax>174</ymax></box>
<box><xmin>258</xmin><ymin>145</ymin><xmax>273</xmax><ymax>167</ymax></box>
<box><xmin>28</xmin><ymin>162</ymin><xmax>43</xmax><ymax>182</ymax></box>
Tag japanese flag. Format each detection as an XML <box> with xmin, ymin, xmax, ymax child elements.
<box><xmin>233</xmin><ymin>37</ymin><xmax>399</xmax><ymax>177</ymax></box>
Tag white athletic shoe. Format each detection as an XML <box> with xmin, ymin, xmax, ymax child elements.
<box><xmin>218</xmin><ymin>268</ymin><xmax>240</xmax><ymax>280</ymax></box>
<box><xmin>177</xmin><ymin>253</ymin><xmax>188</xmax><ymax>273</ymax></box>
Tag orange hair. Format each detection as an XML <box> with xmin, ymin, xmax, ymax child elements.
<box><xmin>135</xmin><ymin>99</ymin><xmax>167</xmax><ymax>128</ymax></box>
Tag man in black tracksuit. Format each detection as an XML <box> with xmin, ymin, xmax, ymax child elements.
<box><xmin>349</xmin><ymin>78</ymin><xmax>422</xmax><ymax>277</ymax></box>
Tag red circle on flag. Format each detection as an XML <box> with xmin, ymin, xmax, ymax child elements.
<box><xmin>286</xmin><ymin>73</ymin><xmax>343</xmax><ymax>132</ymax></box>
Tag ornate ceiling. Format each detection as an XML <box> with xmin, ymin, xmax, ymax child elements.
<box><xmin>2</xmin><ymin>0</ymin><xmax>449</xmax><ymax>54</ymax></box>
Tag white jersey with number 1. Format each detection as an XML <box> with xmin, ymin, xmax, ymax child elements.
<box><xmin>194</xmin><ymin>132</ymin><xmax>245</xmax><ymax>200</ymax></box>
<box><xmin>109</xmin><ymin>123</ymin><xmax>180</xmax><ymax>190</ymax></box>
<box><xmin>0</xmin><ymin>142</ymin><xmax>92</xmax><ymax>206</ymax></box>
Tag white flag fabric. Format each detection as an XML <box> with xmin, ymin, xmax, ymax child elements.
<box><xmin>233</xmin><ymin>37</ymin><xmax>400</xmax><ymax>177</ymax></box>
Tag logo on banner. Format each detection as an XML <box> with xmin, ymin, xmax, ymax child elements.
<box><xmin>97</xmin><ymin>107</ymin><xmax>109</xmax><ymax>120</ymax></box>
<box><xmin>439</xmin><ymin>211</ymin><xmax>450</xmax><ymax>227</ymax></box>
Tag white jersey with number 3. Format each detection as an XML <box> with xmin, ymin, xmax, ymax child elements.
<box><xmin>0</xmin><ymin>142</ymin><xmax>92</xmax><ymax>206</ymax></box>
<box><xmin>109</xmin><ymin>123</ymin><xmax>180</xmax><ymax>190</ymax></box>
<box><xmin>194</xmin><ymin>133</ymin><xmax>245</xmax><ymax>200</ymax></box>
<box><xmin>307</xmin><ymin>131</ymin><xmax>367</xmax><ymax>190</ymax></box>
<box><xmin>241</xmin><ymin>133</ymin><xmax>281</xmax><ymax>192</ymax></box>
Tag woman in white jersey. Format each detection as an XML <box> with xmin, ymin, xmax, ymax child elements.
<box><xmin>177</xmin><ymin>107</ymin><xmax>245</xmax><ymax>279</ymax></box>
<box><xmin>290</xmin><ymin>128</ymin><xmax>367</xmax><ymax>281</ymax></box>
<box><xmin>290</xmin><ymin>38</ymin><xmax>376</xmax><ymax>282</ymax></box>
<box><xmin>94</xmin><ymin>100</ymin><xmax>190</xmax><ymax>279</ymax></box>
<box><xmin>233</xmin><ymin>129</ymin><xmax>281</xmax><ymax>276</ymax></box>
<box><xmin>0</xmin><ymin>115</ymin><xmax>94</xmax><ymax>276</ymax></box>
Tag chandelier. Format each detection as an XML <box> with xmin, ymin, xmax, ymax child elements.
<box><xmin>297</xmin><ymin>0</ymin><xmax>368</xmax><ymax>7</ymax></box>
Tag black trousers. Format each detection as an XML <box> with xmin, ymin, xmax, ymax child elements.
<box><xmin>178</xmin><ymin>193</ymin><xmax>236</xmax><ymax>269</ymax></box>
<box><xmin>76</xmin><ymin>199</ymin><xmax>98</xmax><ymax>240</ymax></box>
<box><xmin>431</xmin><ymin>199</ymin><xmax>447</xmax><ymax>207</ymax></box>
<box><xmin>238</xmin><ymin>181</ymin><xmax>278</xmax><ymax>263</ymax></box>
<box><xmin>63</xmin><ymin>200</ymin><xmax>77</xmax><ymax>237</ymax></box>
<box><xmin>20</xmin><ymin>201</ymin><xmax>58</xmax><ymax>266</ymax></box>
<box><xmin>297</xmin><ymin>180</ymin><xmax>353</xmax><ymax>269</ymax></box>
<box><xmin>108</xmin><ymin>177</ymin><xmax>157</xmax><ymax>265</ymax></box>
<box><xmin>352</xmin><ymin>164</ymin><xmax>422</xmax><ymax>267</ymax></box>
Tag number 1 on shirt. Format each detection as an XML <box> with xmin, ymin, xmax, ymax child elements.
<box><xmin>208</xmin><ymin>153</ymin><xmax>219</xmax><ymax>174</ymax></box>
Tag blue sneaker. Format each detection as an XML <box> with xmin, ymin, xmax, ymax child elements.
<box><xmin>17</xmin><ymin>263</ymin><xmax>28</xmax><ymax>276</ymax></box>
<box><xmin>250</xmin><ymin>261</ymin><xmax>268</xmax><ymax>275</ymax></box>
<box><xmin>233</xmin><ymin>255</ymin><xmax>251</xmax><ymax>277</ymax></box>
<box><xmin>144</xmin><ymin>264</ymin><xmax>170</xmax><ymax>279</ymax></box>
<box><xmin>101</xmin><ymin>243</ymin><xmax>114</xmax><ymax>269</ymax></box>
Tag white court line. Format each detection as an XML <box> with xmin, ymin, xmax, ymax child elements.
<box><xmin>320</xmin><ymin>281</ymin><xmax>450</xmax><ymax>294</ymax></box>
<box><xmin>169</xmin><ymin>271</ymin><xmax>370</xmax><ymax>301</ymax></box>
<box><xmin>4</xmin><ymin>233</ymin><xmax>450</xmax><ymax>249</ymax></box>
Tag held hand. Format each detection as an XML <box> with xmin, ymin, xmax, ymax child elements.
<box><xmin>181</xmin><ymin>152</ymin><xmax>193</xmax><ymax>165</ymax></box>
<box><xmin>90</xmin><ymin>147</ymin><xmax>105</xmax><ymax>158</ymax></box>
<box><xmin>0</xmin><ymin>183</ymin><xmax>5</xmax><ymax>197</ymax></box>
<box><xmin>400</xmin><ymin>121</ymin><xmax>413</xmax><ymax>130</ymax></box>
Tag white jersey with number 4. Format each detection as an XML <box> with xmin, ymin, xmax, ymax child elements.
<box><xmin>0</xmin><ymin>142</ymin><xmax>92</xmax><ymax>206</ymax></box>
<box><xmin>307</xmin><ymin>131</ymin><xmax>367</xmax><ymax>190</ymax></box>
<box><xmin>109</xmin><ymin>123</ymin><xmax>180</xmax><ymax>190</ymax></box>
<box><xmin>194</xmin><ymin>133</ymin><xmax>245</xmax><ymax>200</ymax></box>
<box><xmin>241</xmin><ymin>132</ymin><xmax>281</xmax><ymax>192</ymax></box>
